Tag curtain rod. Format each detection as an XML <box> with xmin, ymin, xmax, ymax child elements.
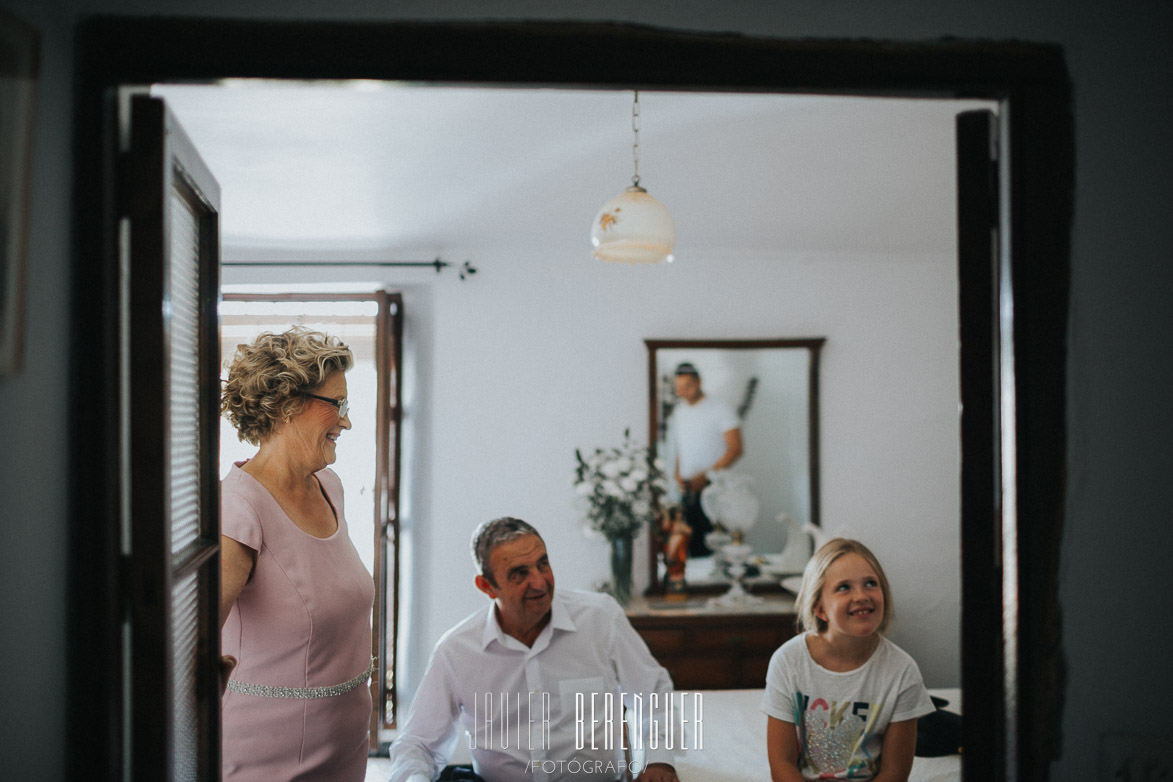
<box><xmin>222</xmin><ymin>258</ymin><xmax>477</xmax><ymax>280</ymax></box>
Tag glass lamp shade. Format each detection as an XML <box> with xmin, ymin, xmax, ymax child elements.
<box><xmin>701</xmin><ymin>472</ymin><xmax>760</xmax><ymax>532</ymax></box>
<box><xmin>590</xmin><ymin>185</ymin><xmax>676</xmax><ymax>264</ymax></box>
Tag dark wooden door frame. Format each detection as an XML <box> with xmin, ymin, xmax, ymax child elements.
<box><xmin>71</xmin><ymin>18</ymin><xmax>1072</xmax><ymax>782</ymax></box>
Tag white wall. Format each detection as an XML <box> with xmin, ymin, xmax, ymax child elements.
<box><xmin>2</xmin><ymin>2</ymin><xmax>1171</xmax><ymax>781</ymax></box>
<box><xmin>225</xmin><ymin>240</ymin><xmax>963</xmax><ymax>701</ymax></box>
<box><xmin>424</xmin><ymin>247</ymin><xmax>963</xmax><ymax>690</ymax></box>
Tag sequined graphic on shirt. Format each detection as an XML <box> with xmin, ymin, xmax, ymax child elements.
<box><xmin>793</xmin><ymin>691</ymin><xmax>882</xmax><ymax>778</ymax></box>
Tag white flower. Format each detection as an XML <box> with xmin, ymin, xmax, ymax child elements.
<box><xmin>653</xmin><ymin>457</ymin><xmax>666</xmax><ymax>471</ymax></box>
<box><xmin>601</xmin><ymin>480</ymin><xmax>624</xmax><ymax>497</ymax></box>
<box><xmin>581</xmin><ymin>524</ymin><xmax>604</xmax><ymax>541</ymax></box>
<box><xmin>574</xmin><ymin>431</ymin><xmax>668</xmax><ymax>541</ymax></box>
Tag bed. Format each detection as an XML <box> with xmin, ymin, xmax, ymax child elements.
<box><xmin>666</xmin><ymin>687</ymin><xmax>962</xmax><ymax>782</ymax></box>
<box><xmin>366</xmin><ymin>687</ymin><xmax>962</xmax><ymax>781</ymax></box>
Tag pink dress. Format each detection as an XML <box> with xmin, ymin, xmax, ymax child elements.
<box><xmin>221</xmin><ymin>463</ymin><xmax>375</xmax><ymax>782</ymax></box>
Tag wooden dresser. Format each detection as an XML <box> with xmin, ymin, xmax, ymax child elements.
<box><xmin>626</xmin><ymin>593</ymin><xmax>798</xmax><ymax>690</ymax></box>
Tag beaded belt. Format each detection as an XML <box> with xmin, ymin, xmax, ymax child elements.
<box><xmin>227</xmin><ymin>657</ymin><xmax>376</xmax><ymax>700</ymax></box>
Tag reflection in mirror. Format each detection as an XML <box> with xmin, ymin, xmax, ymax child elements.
<box><xmin>646</xmin><ymin>339</ymin><xmax>824</xmax><ymax>593</ymax></box>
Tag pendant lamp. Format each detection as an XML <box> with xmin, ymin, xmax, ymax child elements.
<box><xmin>590</xmin><ymin>91</ymin><xmax>676</xmax><ymax>264</ymax></box>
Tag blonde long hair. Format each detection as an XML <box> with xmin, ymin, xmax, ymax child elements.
<box><xmin>794</xmin><ymin>537</ymin><xmax>893</xmax><ymax>634</ymax></box>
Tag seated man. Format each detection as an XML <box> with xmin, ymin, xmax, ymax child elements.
<box><xmin>388</xmin><ymin>517</ymin><xmax>682</xmax><ymax>782</ymax></box>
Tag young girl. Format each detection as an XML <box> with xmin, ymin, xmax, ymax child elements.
<box><xmin>762</xmin><ymin>538</ymin><xmax>934</xmax><ymax>781</ymax></box>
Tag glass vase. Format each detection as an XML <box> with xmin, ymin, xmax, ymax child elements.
<box><xmin>609</xmin><ymin>535</ymin><xmax>634</xmax><ymax>607</ymax></box>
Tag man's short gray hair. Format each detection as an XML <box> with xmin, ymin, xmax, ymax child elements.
<box><xmin>471</xmin><ymin>517</ymin><xmax>543</xmax><ymax>585</ymax></box>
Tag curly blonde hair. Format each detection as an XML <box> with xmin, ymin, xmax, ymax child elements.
<box><xmin>795</xmin><ymin>537</ymin><xmax>893</xmax><ymax>635</ymax></box>
<box><xmin>221</xmin><ymin>326</ymin><xmax>353</xmax><ymax>445</ymax></box>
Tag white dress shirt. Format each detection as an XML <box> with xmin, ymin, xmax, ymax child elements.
<box><xmin>388</xmin><ymin>589</ymin><xmax>680</xmax><ymax>782</ymax></box>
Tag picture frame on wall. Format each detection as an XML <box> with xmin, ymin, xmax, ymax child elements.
<box><xmin>0</xmin><ymin>12</ymin><xmax>39</xmax><ymax>377</ymax></box>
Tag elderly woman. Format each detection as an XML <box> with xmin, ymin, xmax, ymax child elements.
<box><xmin>219</xmin><ymin>327</ymin><xmax>374</xmax><ymax>782</ymax></box>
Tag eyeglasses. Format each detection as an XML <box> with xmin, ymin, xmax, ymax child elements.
<box><xmin>302</xmin><ymin>392</ymin><xmax>349</xmax><ymax>418</ymax></box>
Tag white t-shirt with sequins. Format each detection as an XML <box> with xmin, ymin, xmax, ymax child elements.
<box><xmin>760</xmin><ymin>633</ymin><xmax>935</xmax><ymax>780</ymax></box>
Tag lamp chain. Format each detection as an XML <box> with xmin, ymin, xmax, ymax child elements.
<box><xmin>631</xmin><ymin>90</ymin><xmax>641</xmax><ymax>187</ymax></box>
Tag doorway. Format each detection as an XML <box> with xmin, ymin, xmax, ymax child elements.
<box><xmin>71</xmin><ymin>19</ymin><xmax>1072</xmax><ymax>782</ymax></box>
<box><xmin>168</xmin><ymin>80</ymin><xmax>979</xmax><ymax>753</ymax></box>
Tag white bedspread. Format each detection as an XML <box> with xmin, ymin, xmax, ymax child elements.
<box><xmin>367</xmin><ymin>688</ymin><xmax>962</xmax><ymax>782</ymax></box>
<box><xmin>668</xmin><ymin>688</ymin><xmax>961</xmax><ymax>782</ymax></box>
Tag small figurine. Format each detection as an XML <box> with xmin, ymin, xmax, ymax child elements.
<box><xmin>659</xmin><ymin>504</ymin><xmax>692</xmax><ymax>600</ymax></box>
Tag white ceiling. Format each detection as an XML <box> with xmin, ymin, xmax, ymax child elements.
<box><xmin>151</xmin><ymin>81</ymin><xmax>995</xmax><ymax>263</ymax></box>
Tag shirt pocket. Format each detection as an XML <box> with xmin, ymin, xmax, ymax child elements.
<box><xmin>558</xmin><ymin>675</ymin><xmax>620</xmax><ymax>751</ymax></box>
<box><xmin>557</xmin><ymin>676</ymin><xmax>607</xmax><ymax>719</ymax></box>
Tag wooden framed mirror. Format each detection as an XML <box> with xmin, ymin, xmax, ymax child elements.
<box><xmin>645</xmin><ymin>338</ymin><xmax>824</xmax><ymax>593</ymax></box>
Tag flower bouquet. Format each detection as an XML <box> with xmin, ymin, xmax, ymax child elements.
<box><xmin>574</xmin><ymin>429</ymin><xmax>668</xmax><ymax>605</ymax></box>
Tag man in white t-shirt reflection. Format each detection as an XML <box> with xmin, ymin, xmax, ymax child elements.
<box><xmin>668</xmin><ymin>362</ymin><xmax>744</xmax><ymax>556</ymax></box>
